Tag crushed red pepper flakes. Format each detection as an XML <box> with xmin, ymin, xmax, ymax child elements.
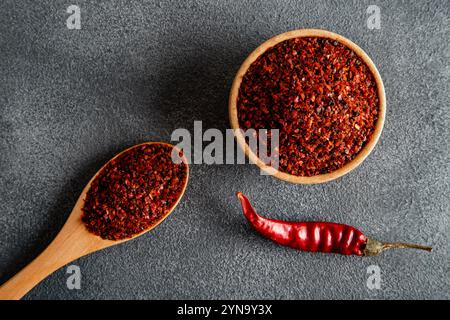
<box><xmin>82</xmin><ymin>144</ymin><xmax>187</xmax><ymax>240</ymax></box>
<box><xmin>237</xmin><ymin>37</ymin><xmax>380</xmax><ymax>177</ymax></box>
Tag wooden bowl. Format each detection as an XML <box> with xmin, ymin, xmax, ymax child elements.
<box><xmin>229</xmin><ymin>29</ymin><xmax>386</xmax><ymax>184</ymax></box>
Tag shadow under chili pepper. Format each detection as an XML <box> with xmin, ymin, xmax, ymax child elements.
<box><xmin>0</xmin><ymin>147</ymin><xmax>127</xmax><ymax>287</ymax></box>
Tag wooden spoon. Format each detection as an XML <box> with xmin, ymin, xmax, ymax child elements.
<box><xmin>0</xmin><ymin>142</ymin><xmax>189</xmax><ymax>300</ymax></box>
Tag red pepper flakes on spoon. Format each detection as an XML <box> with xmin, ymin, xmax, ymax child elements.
<box><xmin>236</xmin><ymin>192</ymin><xmax>432</xmax><ymax>256</ymax></box>
<box><xmin>82</xmin><ymin>144</ymin><xmax>188</xmax><ymax>240</ymax></box>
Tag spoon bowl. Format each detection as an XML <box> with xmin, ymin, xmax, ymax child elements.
<box><xmin>0</xmin><ymin>142</ymin><xmax>189</xmax><ymax>300</ymax></box>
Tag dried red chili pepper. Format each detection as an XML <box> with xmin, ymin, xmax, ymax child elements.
<box><xmin>82</xmin><ymin>144</ymin><xmax>188</xmax><ymax>240</ymax></box>
<box><xmin>237</xmin><ymin>37</ymin><xmax>379</xmax><ymax>176</ymax></box>
<box><xmin>237</xmin><ymin>192</ymin><xmax>432</xmax><ymax>256</ymax></box>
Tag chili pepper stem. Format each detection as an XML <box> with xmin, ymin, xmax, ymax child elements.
<box><xmin>363</xmin><ymin>238</ymin><xmax>432</xmax><ymax>256</ymax></box>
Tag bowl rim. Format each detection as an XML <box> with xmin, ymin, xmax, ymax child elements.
<box><xmin>228</xmin><ymin>28</ymin><xmax>386</xmax><ymax>184</ymax></box>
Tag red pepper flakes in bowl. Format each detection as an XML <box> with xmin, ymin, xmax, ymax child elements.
<box><xmin>238</xmin><ymin>37</ymin><xmax>379</xmax><ymax>176</ymax></box>
<box><xmin>229</xmin><ymin>29</ymin><xmax>386</xmax><ymax>184</ymax></box>
<box><xmin>82</xmin><ymin>143</ymin><xmax>188</xmax><ymax>240</ymax></box>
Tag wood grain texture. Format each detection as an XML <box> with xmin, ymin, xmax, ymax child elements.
<box><xmin>0</xmin><ymin>142</ymin><xmax>189</xmax><ymax>300</ymax></box>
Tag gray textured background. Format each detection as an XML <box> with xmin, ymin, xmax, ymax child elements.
<box><xmin>0</xmin><ymin>0</ymin><xmax>449</xmax><ymax>300</ymax></box>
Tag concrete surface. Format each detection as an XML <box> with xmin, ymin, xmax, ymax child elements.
<box><xmin>0</xmin><ymin>0</ymin><xmax>449</xmax><ymax>299</ymax></box>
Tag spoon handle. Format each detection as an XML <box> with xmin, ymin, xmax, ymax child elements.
<box><xmin>0</xmin><ymin>211</ymin><xmax>103</xmax><ymax>300</ymax></box>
